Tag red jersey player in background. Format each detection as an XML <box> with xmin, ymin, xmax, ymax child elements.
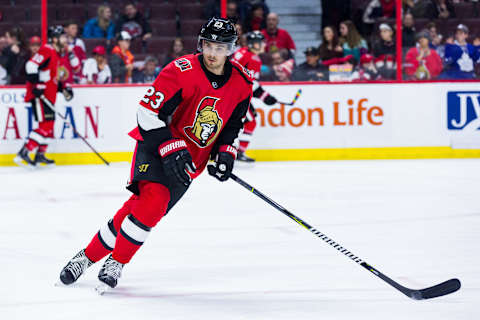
<box><xmin>231</xmin><ymin>31</ymin><xmax>278</xmax><ymax>162</ymax></box>
<box><xmin>59</xmin><ymin>18</ymin><xmax>253</xmax><ymax>293</ymax></box>
<box><xmin>14</xmin><ymin>26</ymin><xmax>74</xmax><ymax>167</ymax></box>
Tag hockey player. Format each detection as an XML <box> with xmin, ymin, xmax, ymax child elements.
<box><xmin>59</xmin><ymin>17</ymin><xmax>253</xmax><ymax>292</ymax></box>
<box><xmin>231</xmin><ymin>31</ymin><xmax>278</xmax><ymax>162</ymax></box>
<box><xmin>14</xmin><ymin>26</ymin><xmax>74</xmax><ymax>167</ymax></box>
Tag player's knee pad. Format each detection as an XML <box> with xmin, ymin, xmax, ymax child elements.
<box><xmin>243</xmin><ymin>117</ymin><xmax>256</xmax><ymax>133</ymax></box>
<box><xmin>132</xmin><ymin>181</ymin><xmax>171</xmax><ymax>227</ymax></box>
<box><xmin>119</xmin><ymin>214</ymin><xmax>152</xmax><ymax>247</ymax></box>
<box><xmin>112</xmin><ymin>194</ymin><xmax>139</xmax><ymax>231</ymax></box>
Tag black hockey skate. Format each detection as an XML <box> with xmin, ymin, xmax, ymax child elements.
<box><xmin>13</xmin><ymin>145</ymin><xmax>35</xmax><ymax>167</ymax></box>
<box><xmin>236</xmin><ymin>151</ymin><xmax>255</xmax><ymax>163</ymax></box>
<box><xmin>59</xmin><ymin>249</ymin><xmax>94</xmax><ymax>285</ymax></box>
<box><xmin>97</xmin><ymin>255</ymin><xmax>124</xmax><ymax>292</ymax></box>
<box><xmin>34</xmin><ymin>152</ymin><xmax>55</xmax><ymax>166</ymax></box>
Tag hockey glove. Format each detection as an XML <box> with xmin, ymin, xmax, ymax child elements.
<box><xmin>32</xmin><ymin>83</ymin><xmax>46</xmax><ymax>98</ymax></box>
<box><xmin>263</xmin><ymin>94</ymin><xmax>277</xmax><ymax>106</ymax></box>
<box><xmin>208</xmin><ymin>145</ymin><xmax>236</xmax><ymax>182</ymax></box>
<box><xmin>63</xmin><ymin>87</ymin><xmax>74</xmax><ymax>101</ymax></box>
<box><xmin>159</xmin><ymin>139</ymin><xmax>196</xmax><ymax>186</ymax></box>
<box><xmin>58</xmin><ymin>82</ymin><xmax>74</xmax><ymax>101</ymax></box>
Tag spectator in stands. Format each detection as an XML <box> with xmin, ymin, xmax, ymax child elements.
<box><xmin>372</xmin><ymin>23</ymin><xmax>396</xmax><ymax>57</ymax></box>
<box><xmin>405</xmin><ymin>30</ymin><xmax>443</xmax><ymax>80</ymax></box>
<box><xmin>441</xmin><ymin>24</ymin><xmax>480</xmax><ymax>79</ymax></box>
<box><xmin>0</xmin><ymin>27</ymin><xmax>27</xmax><ymax>84</ymax></box>
<box><xmin>363</xmin><ymin>0</ymin><xmax>396</xmax><ymax>25</ymax></box>
<box><xmin>28</xmin><ymin>36</ymin><xmax>41</xmax><ymax>57</ymax></box>
<box><xmin>238</xmin><ymin>0</ymin><xmax>270</xmax><ymax>26</ymax></box>
<box><xmin>261</xmin><ymin>13</ymin><xmax>296</xmax><ymax>59</ymax></box>
<box><xmin>403</xmin><ymin>0</ymin><xmax>430</xmax><ymax>18</ymax></box>
<box><xmin>82</xmin><ymin>46</ymin><xmax>112</xmax><ymax>84</ymax></box>
<box><xmin>133</xmin><ymin>56</ymin><xmax>160</xmax><ymax>83</ymax></box>
<box><xmin>402</xmin><ymin>12</ymin><xmax>416</xmax><ymax>48</ymax></box>
<box><xmin>271</xmin><ymin>50</ymin><xmax>294</xmax><ymax>82</ymax></box>
<box><xmin>83</xmin><ymin>5</ymin><xmax>115</xmax><ymax>40</ymax></box>
<box><xmin>427</xmin><ymin>22</ymin><xmax>443</xmax><ymax>49</ymax></box>
<box><xmin>322</xmin><ymin>0</ymin><xmax>351</xmax><ymax>30</ymax></box>
<box><xmin>204</xmin><ymin>0</ymin><xmax>242</xmax><ymax>22</ymax></box>
<box><xmin>318</xmin><ymin>26</ymin><xmax>344</xmax><ymax>61</ymax></box>
<box><xmin>110</xmin><ymin>31</ymin><xmax>134</xmax><ymax>83</ymax></box>
<box><xmin>244</xmin><ymin>2</ymin><xmax>267</xmax><ymax>32</ymax></box>
<box><xmin>58</xmin><ymin>37</ymin><xmax>82</xmax><ymax>85</ymax></box>
<box><xmin>235</xmin><ymin>23</ymin><xmax>248</xmax><ymax>48</ymax></box>
<box><xmin>115</xmin><ymin>2</ymin><xmax>152</xmax><ymax>41</ymax></box>
<box><xmin>351</xmin><ymin>53</ymin><xmax>381</xmax><ymax>81</ymax></box>
<box><xmin>339</xmin><ymin>20</ymin><xmax>368</xmax><ymax>62</ymax></box>
<box><xmin>425</xmin><ymin>0</ymin><xmax>456</xmax><ymax>20</ymax></box>
<box><xmin>291</xmin><ymin>46</ymin><xmax>328</xmax><ymax>81</ymax></box>
<box><xmin>65</xmin><ymin>21</ymin><xmax>86</xmax><ymax>63</ymax></box>
<box><xmin>162</xmin><ymin>37</ymin><xmax>187</xmax><ymax>67</ymax></box>
<box><xmin>227</xmin><ymin>0</ymin><xmax>241</xmax><ymax>22</ymax></box>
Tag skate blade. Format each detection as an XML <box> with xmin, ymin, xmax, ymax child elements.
<box><xmin>35</xmin><ymin>163</ymin><xmax>56</xmax><ymax>170</ymax></box>
<box><xmin>95</xmin><ymin>283</ymin><xmax>110</xmax><ymax>295</ymax></box>
<box><xmin>13</xmin><ymin>156</ymin><xmax>36</xmax><ymax>170</ymax></box>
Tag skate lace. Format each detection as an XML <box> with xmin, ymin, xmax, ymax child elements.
<box><xmin>104</xmin><ymin>258</ymin><xmax>122</xmax><ymax>279</ymax></box>
<box><xmin>67</xmin><ymin>254</ymin><xmax>90</xmax><ymax>279</ymax></box>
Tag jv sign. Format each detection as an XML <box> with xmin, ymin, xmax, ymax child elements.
<box><xmin>447</xmin><ymin>92</ymin><xmax>480</xmax><ymax>130</ymax></box>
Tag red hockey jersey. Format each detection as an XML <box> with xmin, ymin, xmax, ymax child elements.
<box><xmin>231</xmin><ymin>46</ymin><xmax>262</xmax><ymax>80</ymax></box>
<box><xmin>129</xmin><ymin>54</ymin><xmax>253</xmax><ymax>178</ymax></box>
<box><xmin>25</xmin><ymin>44</ymin><xmax>59</xmax><ymax>103</ymax></box>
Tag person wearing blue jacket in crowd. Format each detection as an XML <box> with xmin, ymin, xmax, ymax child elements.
<box><xmin>441</xmin><ymin>24</ymin><xmax>480</xmax><ymax>79</ymax></box>
<box><xmin>83</xmin><ymin>5</ymin><xmax>116</xmax><ymax>39</ymax></box>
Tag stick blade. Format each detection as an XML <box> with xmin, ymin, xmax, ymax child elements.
<box><xmin>410</xmin><ymin>278</ymin><xmax>461</xmax><ymax>300</ymax></box>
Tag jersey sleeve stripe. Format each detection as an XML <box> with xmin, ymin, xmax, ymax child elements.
<box><xmin>137</xmin><ymin>106</ymin><xmax>166</xmax><ymax>131</ymax></box>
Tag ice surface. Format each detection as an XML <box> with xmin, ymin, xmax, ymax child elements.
<box><xmin>1</xmin><ymin>159</ymin><xmax>479</xmax><ymax>320</ymax></box>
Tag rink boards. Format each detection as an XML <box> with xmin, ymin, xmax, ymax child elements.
<box><xmin>1</xmin><ymin>82</ymin><xmax>480</xmax><ymax>165</ymax></box>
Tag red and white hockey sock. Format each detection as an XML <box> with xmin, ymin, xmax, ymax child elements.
<box><xmin>112</xmin><ymin>214</ymin><xmax>151</xmax><ymax>264</ymax></box>
<box><xmin>84</xmin><ymin>195</ymin><xmax>137</xmax><ymax>262</ymax></box>
<box><xmin>111</xmin><ymin>182</ymin><xmax>170</xmax><ymax>264</ymax></box>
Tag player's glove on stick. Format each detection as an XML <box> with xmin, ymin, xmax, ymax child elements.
<box><xmin>208</xmin><ymin>145</ymin><xmax>236</xmax><ymax>182</ymax></box>
<box><xmin>263</xmin><ymin>94</ymin><xmax>277</xmax><ymax>106</ymax></box>
<box><xmin>58</xmin><ymin>82</ymin><xmax>74</xmax><ymax>101</ymax></box>
<box><xmin>159</xmin><ymin>139</ymin><xmax>196</xmax><ymax>186</ymax></box>
<box><xmin>32</xmin><ymin>83</ymin><xmax>46</xmax><ymax>98</ymax></box>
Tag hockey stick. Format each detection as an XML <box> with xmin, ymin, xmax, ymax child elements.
<box><xmin>39</xmin><ymin>95</ymin><xmax>110</xmax><ymax>166</ymax></box>
<box><xmin>277</xmin><ymin>89</ymin><xmax>302</xmax><ymax>106</ymax></box>
<box><xmin>226</xmin><ymin>169</ymin><xmax>461</xmax><ymax>300</ymax></box>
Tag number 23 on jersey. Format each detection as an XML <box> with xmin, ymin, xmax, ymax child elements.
<box><xmin>141</xmin><ymin>86</ymin><xmax>165</xmax><ymax>109</ymax></box>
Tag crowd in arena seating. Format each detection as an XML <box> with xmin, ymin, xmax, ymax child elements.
<box><xmin>0</xmin><ymin>0</ymin><xmax>479</xmax><ymax>85</ymax></box>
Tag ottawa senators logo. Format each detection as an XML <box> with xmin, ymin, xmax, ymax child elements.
<box><xmin>184</xmin><ymin>96</ymin><xmax>223</xmax><ymax>147</ymax></box>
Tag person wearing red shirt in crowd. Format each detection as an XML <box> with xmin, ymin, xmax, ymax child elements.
<box><xmin>261</xmin><ymin>13</ymin><xmax>296</xmax><ymax>59</ymax></box>
<box><xmin>405</xmin><ymin>30</ymin><xmax>443</xmax><ymax>80</ymax></box>
<box><xmin>14</xmin><ymin>26</ymin><xmax>74</xmax><ymax>167</ymax></box>
<box><xmin>65</xmin><ymin>21</ymin><xmax>87</xmax><ymax>82</ymax></box>
<box><xmin>28</xmin><ymin>36</ymin><xmax>41</xmax><ymax>57</ymax></box>
<box><xmin>231</xmin><ymin>31</ymin><xmax>278</xmax><ymax>162</ymax></box>
<box><xmin>58</xmin><ymin>37</ymin><xmax>82</xmax><ymax>85</ymax></box>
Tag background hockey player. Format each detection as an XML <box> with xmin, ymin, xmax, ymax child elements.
<box><xmin>59</xmin><ymin>17</ymin><xmax>253</xmax><ymax>292</ymax></box>
<box><xmin>14</xmin><ymin>26</ymin><xmax>74</xmax><ymax>167</ymax></box>
<box><xmin>231</xmin><ymin>31</ymin><xmax>278</xmax><ymax>162</ymax></box>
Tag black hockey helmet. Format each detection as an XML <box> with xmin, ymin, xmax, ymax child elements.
<box><xmin>246</xmin><ymin>31</ymin><xmax>265</xmax><ymax>48</ymax></box>
<box><xmin>47</xmin><ymin>25</ymin><xmax>65</xmax><ymax>41</ymax></box>
<box><xmin>197</xmin><ymin>17</ymin><xmax>237</xmax><ymax>54</ymax></box>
